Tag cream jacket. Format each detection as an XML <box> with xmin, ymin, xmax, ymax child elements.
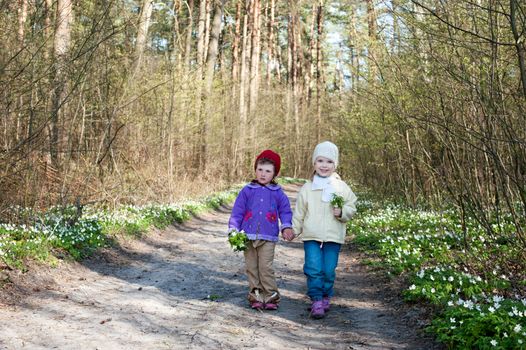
<box><xmin>292</xmin><ymin>174</ymin><xmax>357</xmax><ymax>244</ymax></box>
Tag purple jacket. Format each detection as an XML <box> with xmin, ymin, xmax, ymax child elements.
<box><xmin>228</xmin><ymin>182</ymin><xmax>293</xmax><ymax>242</ymax></box>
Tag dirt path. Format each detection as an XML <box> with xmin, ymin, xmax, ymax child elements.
<box><xmin>0</xmin><ymin>184</ymin><xmax>441</xmax><ymax>350</ymax></box>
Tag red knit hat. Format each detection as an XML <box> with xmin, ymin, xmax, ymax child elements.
<box><xmin>255</xmin><ymin>149</ymin><xmax>281</xmax><ymax>176</ymax></box>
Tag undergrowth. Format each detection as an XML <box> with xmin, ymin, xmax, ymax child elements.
<box><xmin>349</xmin><ymin>193</ymin><xmax>526</xmax><ymax>349</ymax></box>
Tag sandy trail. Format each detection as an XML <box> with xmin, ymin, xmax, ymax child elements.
<box><xmin>0</xmin><ymin>184</ymin><xmax>441</xmax><ymax>349</ymax></box>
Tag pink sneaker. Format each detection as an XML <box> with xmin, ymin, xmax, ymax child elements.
<box><xmin>322</xmin><ymin>297</ymin><xmax>330</xmax><ymax>312</ymax></box>
<box><xmin>264</xmin><ymin>303</ymin><xmax>279</xmax><ymax>310</ymax></box>
<box><xmin>310</xmin><ymin>300</ymin><xmax>325</xmax><ymax>319</ymax></box>
<box><xmin>250</xmin><ymin>301</ymin><xmax>264</xmax><ymax>309</ymax></box>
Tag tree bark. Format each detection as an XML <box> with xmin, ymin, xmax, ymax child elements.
<box><xmin>133</xmin><ymin>0</ymin><xmax>153</xmax><ymax>73</ymax></box>
<box><xmin>232</xmin><ymin>0</ymin><xmax>242</xmax><ymax>91</ymax></box>
<box><xmin>238</xmin><ymin>0</ymin><xmax>250</xmax><ymax>160</ymax></box>
<box><xmin>184</xmin><ymin>0</ymin><xmax>194</xmax><ymax>71</ymax></box>
<box><xmin>196</xmin><ymin>0</ymin><xmax>208</xmax><ymax>71</ymax></box>
<box><xmin>366</xmin><ymin>0</ymin><xmax>377</xmax><ymax>81</ymax></box>
<box><xmin>316</xmin><ymin>0</ymin><xmax>324</xmax><ymax>142</ymax></box>
<box><xmin>18</xmin><ymin>0</ymin><xmax>28</xmax><ymax>45</ymax></box>
<box><xmin>265</xmin><ymin>0</ymin><xmax>276</xmax><ymax>86</ymax></box>
<box><xmin>50</xmin><ymin>0</ymin><xmax>73</xmax><ymax>167</ymax></box>
<box><xmin>510</xmin><ymin>0</ymin><xmax>526</xmax><ymax>100</ymax></box>
<box><xmin>198</xmin><ymin>0</ymin><xmax>225</xmax><ymax>172</ymax></box>
<box><xmin>249</xmin><ymin>0</ymin><xmax>261</xmax><ymax>115</ymax></box>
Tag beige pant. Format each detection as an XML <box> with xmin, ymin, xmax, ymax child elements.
<box><xmin>244</xmin><ymin>240</ymin><xmax>280</xmax><ymax>303</ymax></box>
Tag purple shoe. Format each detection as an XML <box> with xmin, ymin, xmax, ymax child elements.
<box><xmin>310</xmin><ymin>300</ymin><xmax>325</xmax><ymax>319</ymax></box>
<box><xmin>251</xmin><ymin>301</ymin><xmax>264</xmax><ymax>309</ymax></box>
<box><xmin>322</xmin><ymin>297</ymin><xmax>331</xmax><ymax>312</ymax></box>
<box><xmin>264</xmin><ymin>303</ymin><xmax>279</xmax><ymax>310</ymax></box>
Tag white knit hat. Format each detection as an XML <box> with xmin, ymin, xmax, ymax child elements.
<box><xmin>312</xmin><ymin>141</ymin><xmax>339</xmax><ymax>168</ymax></box>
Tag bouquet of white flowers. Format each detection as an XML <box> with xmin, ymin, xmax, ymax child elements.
<box><xmin>228</xmin><ymin>229</ymin><xmax>249</xmax><ymax>252</ymax></box>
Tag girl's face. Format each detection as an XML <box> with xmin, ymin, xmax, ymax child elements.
<box><xmin>314</xmin><ymin>156</ymin><xmax>335</xmax><ymax>177</ymax></box>
<box><xmin>255</xmin><ymin>162</ymin><xmax>275</xmax><ymax>185</ymax></box>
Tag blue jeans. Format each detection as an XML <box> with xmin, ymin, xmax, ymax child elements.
<box><xmin>303</xmin><ymin>240</ymin><xmax>341</xmax><ymax>301</ymax></box>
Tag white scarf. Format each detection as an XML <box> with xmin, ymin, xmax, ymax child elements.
<box><xmin>312</xmin><ymin>174</ymin><xmax>335</xmax><ymax>202</ymax></box>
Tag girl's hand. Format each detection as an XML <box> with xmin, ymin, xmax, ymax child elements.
<box><xmin>282</xmin><ymin>228</ymin><xmax>295</xmax><ymax>241</ymax></box>
<box><xmin>333</xmin><ymin>207</ymin><xmax>342</xmax><ymax>218</ymax></box>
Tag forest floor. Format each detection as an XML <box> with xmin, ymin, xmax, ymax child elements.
<box><xmin>0</xmin><ymin>184</ymin><xmax>444</xmax><ymax>350</ymax></box>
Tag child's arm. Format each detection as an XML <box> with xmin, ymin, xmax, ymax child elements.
<box><xmin>292</xmin><ymin>185</ymin><xmax>308</xmax><ymax>237</ymax></box>
<box><xmin>277</xmin><ymin>189</ymin><xmax>293</xmax><ymax>230</ymax></box>
<box><xmin>228</xmin><ymin>187</ymin><xmax>248</xmax><ymax>231</ymax></box>
<box><xmin>338</xmin><ymin>184</ymin><xmax>358</xmax><ymax>223</ymax></box>
<box><xmin>277</xmin><ymin>189</ymin><xmax>295</xmax><ymax>241</ymax></box>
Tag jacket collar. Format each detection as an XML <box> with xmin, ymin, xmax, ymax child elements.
<box><xmin>247</xmin><ymin>182</ymin><xmax>281</xmax><ymax>191</ymax></box>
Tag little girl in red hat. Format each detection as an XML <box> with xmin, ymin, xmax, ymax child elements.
<box><xmin>228</xmin><ymin>149</ymin><xmax>295</xmax><ymax>310</ymax></box>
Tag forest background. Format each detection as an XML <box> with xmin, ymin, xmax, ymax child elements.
<box><xmin>1</xmin><ymin>0</ymin><xmax>525</xmax><ymax>250</ymax></box>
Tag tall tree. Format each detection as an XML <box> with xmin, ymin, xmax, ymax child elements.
<box><xmin>133</xmin><ymin>0</ymin><xmax>154</xmax><ymax>73</ymax></box>
<box><xmin>199</xmin><ymin>0</ymin><xmax>226</xmax><ymax>171</ymax></box>
<box><xmin>50</xmin><ymin>0</ymin><xmax>73</xmax><ymax>167</ymax></box>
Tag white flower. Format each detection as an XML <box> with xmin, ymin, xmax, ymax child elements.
<box><xmin>431</xmin><ymin>288</ymin><xmax>436</xmax><ymax>293</ymax></box>
<box><xmin>490</xmin><ymin>339</ymin><xmax>497</xmax><ymax>346</ymax></box>
<box><xmin>514</xmin><ymin>324</ymin><xmax>522</xmax><ymax>333</ymax></box>
<box><xmin>464</xmin><ymin>300</ymin><xmax>474</xmax><ymax>309</ymax></box>
<box><xmin>409</xmin><ymin>284</ymin><xmax>416</xmax><ymax>290</ymax></box>
<box><xmin>488</xmin><ymin>306</ymin><xmax>495</xmax><ymax>313</ymax></box>
<box><xmin>493</xmin><ymin>295</ymin><xmax>504</xmax><ymax>303</ymax></box>
<box><xmin>450</xmin><ymin>318</ymin><xmax>456</xmax><ymax>323</ymax></box>
<box><xmin>448</xmin><ymin>276</ymin><xmax>454</xmax><ymax>282</ymax></box>
<box><xmin>518</xmin><ymin>339</ymin><xmax>523</xmax><ymax>345</ymax></box>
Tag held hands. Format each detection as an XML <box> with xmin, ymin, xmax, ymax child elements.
<box><xmin>282</xmin><ymin>228</ymin><xmax>295</xmax><ymax>241</ymax></box>
<box><xmin>332</xmin><ymin>207</ymin><xmax>342</xmax><ymax>218</ymax></box>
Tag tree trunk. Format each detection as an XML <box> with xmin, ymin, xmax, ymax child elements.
<box><xmin>199</xmin><ymin>0</ymin><xmax>225</xmax><ymax>171</ymax></box>
<box><xmin>265</xmin><ymin>0</ymin><xmax>276</xmax><ymax>86</ymax></box>
<box><xmin>50</xmin><ymin>0</ymin><xmax>73</xmax><ymax>167</ymax></box>
<box><xmin>392</xmin><ymin>0</ymin><xmax>399</xmax><ymax>53</ymax></box>
<box><xmin>18</xmin><ymin>0</ymin><xmax>27</xmax><ymax>44</ymax></box>
<box><xmin>16</xmin><ymin>0</ymin><xmax>28</xmax><ymax>143</ymax></box>
<box><xmin>184</xmin><ymin>0</ymin><xmax>194</xmax><ymax>71</ymax></box>
<box><xmin>510</xmin><ymin>0</ymin><xmax>526</xmax><ymax>100</ymax></box>
<box><xmin>306</xmin><ymin>3</ymin><xmax>316</xmax><ymax>104</ymax></box>
<box><xmin>133</xmin><ymin>0</ymin><xmax>153</xmax><ymax>73</ymax></box>
<box><xmin>196</xmin><ymin>0</ymin><xmax>208</xmax><ymax>71</ymax></box>
<box><xmin>248</xmin><ymin>0</ymin><xmax>261</xmax><ymax>123</ymax></box>
<box><xmin>238</xmin><ymin>1</ymin><xmax>250</xmax><ymax>173</ymax></box>
<box><xmin>316</xmin><ymin>0</ymin><xmax>324</xmax><ymax>142</ymax></box>
<box><xmin>204</xmin><ymin>0</ymin><xmax>212</xmax><ymax>62</ymax></box>
<box><xmin>232</xmin><ymin>0</ymin><xmax>242</xmax><ymax>92</ymax></box>
<box><xmin>366</xmin><ymin>0</ymin><xmax>377</xmax><ymax>81</ymax></box>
